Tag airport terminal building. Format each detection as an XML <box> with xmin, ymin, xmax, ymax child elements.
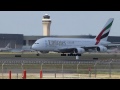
<box><xmin>0</xmin><ymin>34</ymin><xmax>23</xmax><ymax>48</ymax></box>
<box><xmin>23</xmin><ymin>35</ymin><xmax>120</xmax><ymax>49</ymax></box>
<box><xmin>0</xmin><ymin>33</ymin><xmax>120</xmax><ymax>49</ymax></box>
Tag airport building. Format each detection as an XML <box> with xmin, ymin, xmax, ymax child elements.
<box><xmin>0</xmin><ymin>34</ymin><xmax>23</xmax><ymax>48</ymax></box>
<box><xmin>0</xmin><ymin>14</ymin><xmax>120</xmax><ymax>49</ymax></box>
<box><xmin>0</xmin><ymin>34</ymin><xmax>120</xmax><ymax>49</ymax></box>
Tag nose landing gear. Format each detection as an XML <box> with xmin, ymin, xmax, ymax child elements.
<box><xmin>36</xmin><ymin>51</ymin><xmax>40</xmax><ymax>56</ymax></box>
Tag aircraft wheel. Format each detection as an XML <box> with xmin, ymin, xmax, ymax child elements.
<box><xmin>61</xmin><ymin>54</ymin><xmax>66</xmax><ymax>56</ymax></box>
<box><xmin>36</xmin><ymin>53</ymin><xmax>40</xmax><ymax>56</ymax></box>
<box><xmin>77</xmin><ymin>54</ymin><xmax>81</xmax><ymax>56</ymax></box>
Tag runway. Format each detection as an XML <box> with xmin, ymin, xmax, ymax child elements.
<box><xmin>0</xmin><ymin>57</ymin><xmax>120</xmax><ymax>64</ymax></box>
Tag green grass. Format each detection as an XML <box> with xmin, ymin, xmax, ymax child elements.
<box><xmin>0</xmin><ymin>52</ymin><xmax>120</xmax><ymax>74</ymax></box>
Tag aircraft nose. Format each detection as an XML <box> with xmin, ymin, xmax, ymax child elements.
<box><xmin>31</xmin><ymin>44</ymin><xmax>35</xmax><ymax>50</ymax></box>
<box><xmin>32</xmin><ymin>44</ymin><xmax>39</xmax><ymax>50</ymax></box>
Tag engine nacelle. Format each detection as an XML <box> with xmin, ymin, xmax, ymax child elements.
<box><xmin>74</xmin><ymin>48</ymin><xmax>85</xmax><ymax>54</ymax></box>
<box><xmin>97</xmin><ymin>46</ymin><xmax>107</xmax><ymax>52</ymax></box>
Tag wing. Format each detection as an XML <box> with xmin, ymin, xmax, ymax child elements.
<box><xmin>56</xmin><ymin>45</ymin><xmax>99</xmax><ymax>53</ymax></box>
<box><xmin>56</xmin><ymin>43</ymin><xmax>120</xmax><ymax>53</ymax></box>
<box><xmin>55</xmin><ymin>47</ymin><xmax>76</xmax><ymax>53</ymax></box>
<box><xmin>104</xmin><ymin>43</ymin><xmax>120</xmax><ymax>49</ymax></box>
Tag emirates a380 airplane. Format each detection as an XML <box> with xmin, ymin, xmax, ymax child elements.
<box><xmin>32</xmin><ymin>18</ymin><xmax>119</xmax><ymax>56</ymax></box>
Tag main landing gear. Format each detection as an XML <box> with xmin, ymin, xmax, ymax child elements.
<box><xmin>61</xmin><ymin>53</ymin><xmax>81</xmax><ymax>60</ymax></box>
<box><xmin>61</xmin><ymin>53</ymin><xmax>81</xmax><ymax>56</ymax></box>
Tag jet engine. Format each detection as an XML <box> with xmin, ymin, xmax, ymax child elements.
<box><xmin>74</xmin><ymin>48</ymin><xmax>85</xmax><ymax>54</ymax></box>
<box><xmin>96</xmin><ymin>46</ymin><xmax>107</xmax><ymax>52</ymax></box>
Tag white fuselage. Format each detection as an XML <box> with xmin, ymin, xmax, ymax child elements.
<box><xmin>32</xmin><ymin>37</ymin><xmax>111</xmax><ymax>52</ymax></box>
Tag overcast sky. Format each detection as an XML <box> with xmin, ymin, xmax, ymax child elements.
<box><xmin>0</xmin><ymin>11</ymin><xmax>120</xmax><ymax>36</ymax></box>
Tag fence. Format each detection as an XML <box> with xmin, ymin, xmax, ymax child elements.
<box><xmin>0</xmin><ymin>59</ymin><xmax>120</xmax><ymax>79</ymax></box>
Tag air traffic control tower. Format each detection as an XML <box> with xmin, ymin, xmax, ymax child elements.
<box><xmin>42</xmin><ymin>14</ymin><xmax>51</xmax><ymax>36</ymax></box>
